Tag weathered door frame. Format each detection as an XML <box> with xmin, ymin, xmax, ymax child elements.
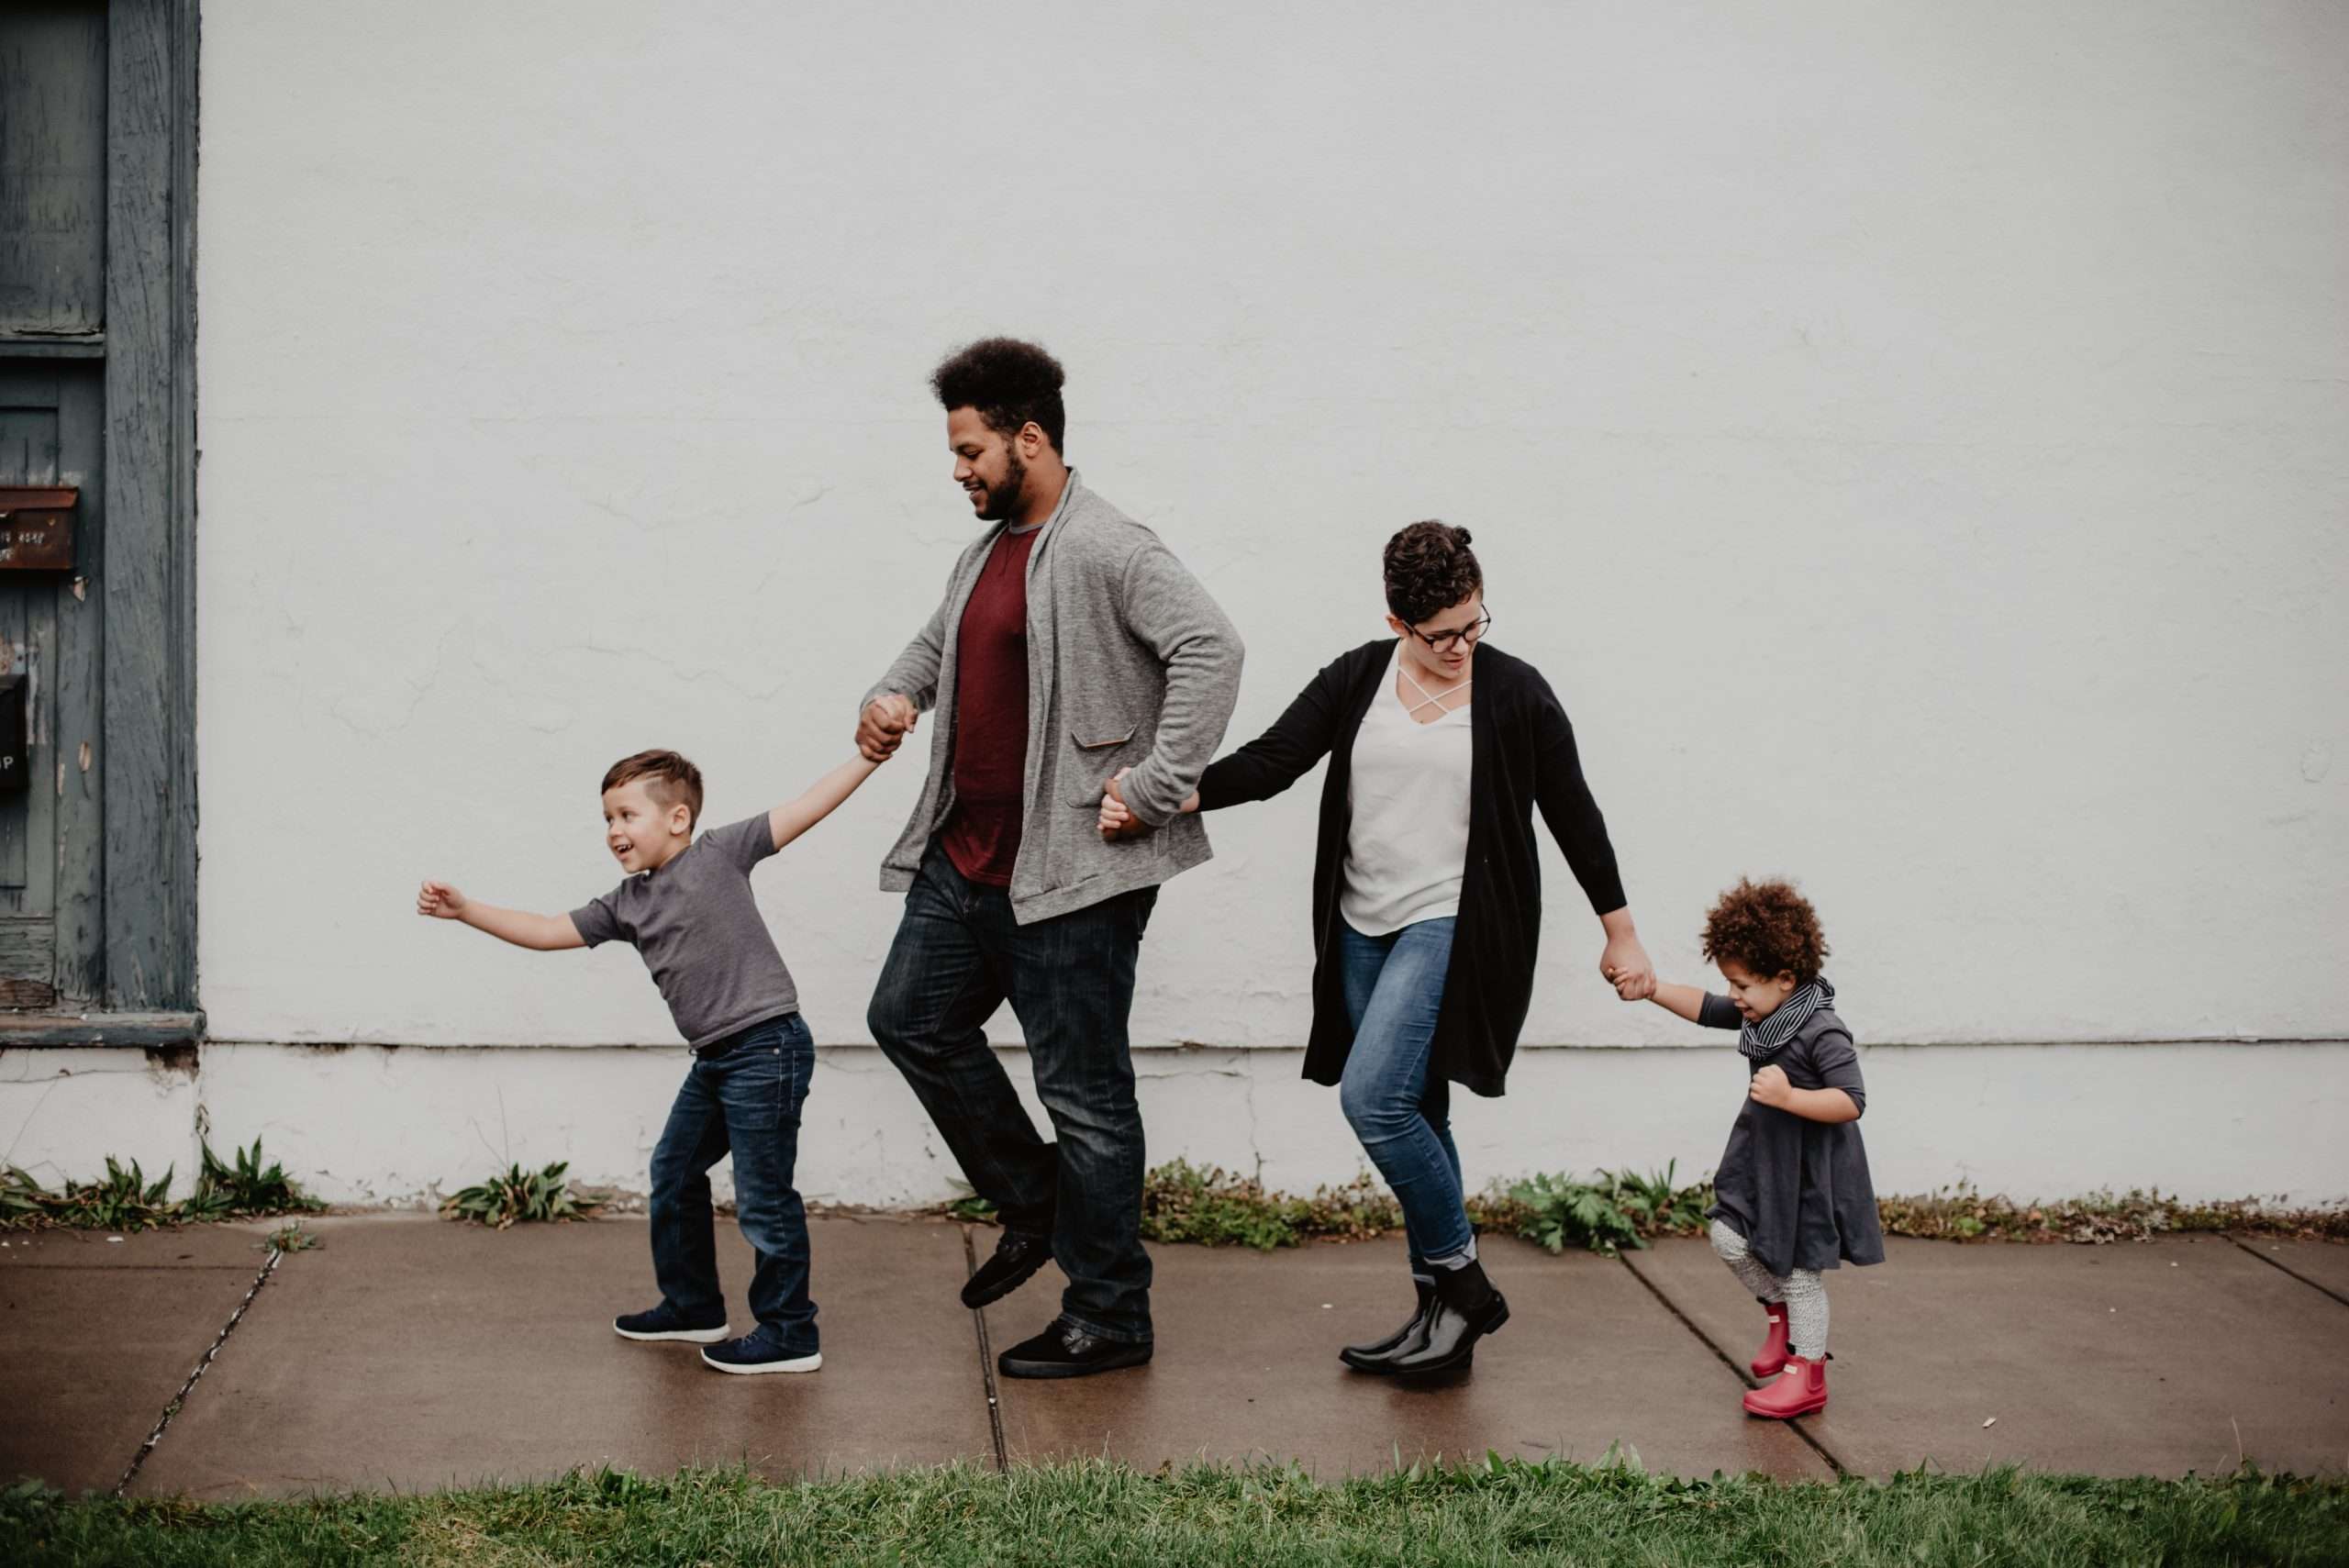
<box><xmin>0</xmin><ymin>0</ymin><xmax>199</xmax><ymax>1046</ymax></box>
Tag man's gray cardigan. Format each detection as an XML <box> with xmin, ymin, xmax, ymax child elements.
<box><xmin>862</xmin><ymin>472</ymin><xmax>1244</xmax><ymax>924</ymax></box>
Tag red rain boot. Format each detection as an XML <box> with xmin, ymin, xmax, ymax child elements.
<box><xmin>1742</xmin><ymin>1354</ymin><xmax>1828</xmax><ymax>1419</ymax></box>
<box><xmin>1749</xmin><ymin>1301</ymin><xmax>1790</xmax><ymax>1379</ymax></box>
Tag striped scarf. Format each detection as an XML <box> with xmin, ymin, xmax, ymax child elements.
<box><xmin>1741</xmin><ymin>976</ymin><xmax>1835</xmax><ymax>1062</ymax></box>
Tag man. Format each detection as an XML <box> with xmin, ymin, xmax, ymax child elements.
<box><xmin>861</xmin><ymin>338</ymin><xmax>1242</xmax><ymax>1378</ymax></box>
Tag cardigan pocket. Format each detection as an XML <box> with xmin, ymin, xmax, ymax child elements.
<box><xmin>1063</xmin><ymin>722</ymin><xmax>1140</xmax><ymax>806</ymax></box>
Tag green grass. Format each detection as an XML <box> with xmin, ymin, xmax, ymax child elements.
<box><xmin>5</xmin><ymin>1462</ymin><xmax>2344</xmax><ymax>1566</ymax></box>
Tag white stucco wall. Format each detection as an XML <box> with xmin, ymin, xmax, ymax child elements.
<box><xmin>24</xmin><ymin>4</ymin><xmax>2344</xmax><ymax>1202</ymax></box>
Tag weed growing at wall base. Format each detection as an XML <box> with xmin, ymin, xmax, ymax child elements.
<box><xmin>1132</xmin><ymin>1159</ymin><xmax>1715</xmax><ymax>1255</ymax></box>
<box><xmin>955</xmin><ymin>1161</ymin><xmax>2349</xmax><ymax>1255</ymax></box>
<box><xmin>0</xmin><ymin>1140</ymin><xmax>326</xmax><ymax>1233</ymax></box>
<box><xmin>1876</xmin><ymin>1182</ymin><xmax>2349</xmax><ymax>1243</ymax></box>
<box><xmin>0</xmin><ymin>1157</ymin><xmax>176</xmax><ymax>1232</ymax></box>
<box><xmin>185</xmin><ymin>1138</ymin><xmax>329</xmax><ymax>1222</ymax></box>
<box><xmin>1501</xmin><ymin>1163</ymin><xmax>1714</xmax><ymax>1255</ymax></box>
<box><xmin>441</xmin><ymin>1162</ymin><xmax>601</xmax><ymax>1228</ymax></box>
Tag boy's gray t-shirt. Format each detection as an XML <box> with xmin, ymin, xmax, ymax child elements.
<box><xmin>569</xmin><ymin>815</ymin><xmax>799</xmax><ymax>1048</ymax></box>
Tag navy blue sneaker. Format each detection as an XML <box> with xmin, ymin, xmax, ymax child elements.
<box><xmin>701</xmin><ymin>1326</ymin><xmax>821</xmax><ymax>1375</ymax></box>
<box><xmin>614</xmin><ymin>1303</ymin><xmax>729</xmax><ymax>1344</ymax></box>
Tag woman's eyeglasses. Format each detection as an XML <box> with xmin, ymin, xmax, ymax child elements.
<box><xmin>1408</xmin><ymin>607</ymin><xmax>1492</xmax><ymax>654</ymax></box>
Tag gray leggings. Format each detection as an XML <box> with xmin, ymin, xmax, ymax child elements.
<box><xmin>1710</xmin><ymin>1219</ymin><xmax>1828</xmax><ymax>1360</ymax></box>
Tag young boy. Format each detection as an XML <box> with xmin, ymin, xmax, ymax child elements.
<box><xmin>417</xmin><ymin>747</ymin><xmax>879</xmax><ymax>1374</ymax></box>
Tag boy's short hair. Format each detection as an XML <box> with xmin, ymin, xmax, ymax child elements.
<box><xmin>601</xmin><ymin>749</ymin><xmax>705</xmax><ymax>828</ymax></box>
<box><xmin>1702</xmin><ymin>878</ymin><xmax>1830</xmax><ymax>984</ymax></box>
<box><xmin>1383</xmin><ymin>520</ymin><xmax>1483</xmax><ymax>627</ymax></box>
<box><xmin>931</xmin><ymin>337</ymin><xmax>1067</xmax><ymax>452</ymax></box>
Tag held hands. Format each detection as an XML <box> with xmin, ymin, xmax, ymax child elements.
<box><xmin>1600</xmin><ymin>932</ymin><xmax>1656</xmax><ymax>1002</ymax></box>
<box><xmin>1098</xmin><ymin>769</ymin><xmax>1152</xmax><ymax>841</ymax></box>
<box><xmin>416</xmin><ymin>880</ymin><xmax>468</xmax><ymax>919</ymax></box>
<box><xmin>857</xmin><ymin>695</ymin><xmax>919</xmax><ymax>763</ymax></box>
<box><xmin>1749</xmin><ymin>1063</ymin><xmax>1793</xmax><ymax>1109</ymax></box>
<box><xmin>1611</xmin><ymin>970</ymin><xmax>1658</xmax><ymax>1003</ymax></box>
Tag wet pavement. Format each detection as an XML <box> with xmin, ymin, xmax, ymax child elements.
<box><xmin>1623</xmin><ymin>1235</ymin><xmax>2349</xmax><ymax>1478</ymax></box>
<box><xmin>3</xmin><ymin>1216</ymin><xmax>2343</xmax><ymax>1496</ymax></box>
<box><xmin>128</xmin><ymin>1214</ymin><xmax>989</xmax><ymax>1498</ymax></box>
<box><xmin>984</xmin><ymin>1235</ymin><xmax>1831</xmax><ymax>1479</ymax></box>
<box><xmin>0</xmin><ymin>1223</ymin><xmax>281</xmax><ymax>1496</ymax></box>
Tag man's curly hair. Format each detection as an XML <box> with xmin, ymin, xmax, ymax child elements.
<box><xmin>1383</xmin><ymin>520</ymin><xmax>1483</xmax><ymax>627</ymax></box>
<box><xmin>931</xmin><ymin>337</ymin><xmax>1067</xmax><ymax>451</ymax></box>
<box><xmin>1701</xmin><ymin>878</ymin><xmax>1830</xmax><ymax>984</ymax></box>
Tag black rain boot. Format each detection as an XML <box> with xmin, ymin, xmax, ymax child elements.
<box><xmin>1388</xmin><ymin>1259</ymin><xmax>1508</xmax><ymax>1376</ymax></box>
<box><xmin>1339</xmin><ymin>1276</ymin><xmax>1437</xmax><ymax>1373</ymax></box>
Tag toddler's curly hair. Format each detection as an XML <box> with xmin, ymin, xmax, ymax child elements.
<box><xmin>1701</xmin><ymin>878</ymin><xmax>1830</xmax><ymax>984</ymax></box>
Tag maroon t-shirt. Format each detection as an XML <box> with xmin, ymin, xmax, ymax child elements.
<box><xmin>940</xmin><ymin>526</ymin><xmax>1041</xmax><ymax>886</ymax></box>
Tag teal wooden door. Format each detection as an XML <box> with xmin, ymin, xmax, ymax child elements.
<box><xmin>2</xmin><ymin>1</ymin><xmax>113</xmax><ymax>1010</ymax></box>
<box><xmin>0</xmin><ymin>366</ymin><xmax>105</xmax><ymax>1006</ymax></box>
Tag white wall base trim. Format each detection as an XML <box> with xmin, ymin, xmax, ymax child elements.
<box><xmin>5</xmin><ymin>1040</ymin><xmax>2343</xmax><ymax>1207</ymax></box>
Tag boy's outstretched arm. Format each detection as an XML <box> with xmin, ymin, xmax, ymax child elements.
<box><xmin>1642</xmin><ymin>980</ymin><xmax>1713</xmax><ymax>1024</ymax></box>
<box><xmin>767</xmin><ymin>755</ymin><xmax>884</xmax><ymax>852</ymax></box>
<box><xmin>417</xmin><ymin>882</ymin><xmax>585</xmax><ymax>951</ymax></box>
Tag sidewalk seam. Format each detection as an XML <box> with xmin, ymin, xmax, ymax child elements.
<box><xmin>2225</xmin><ymin>1233</ymin><xmax>2349</xmax><ymax>1310</ymax></box>
<box><xmin>961</xmin><ymin>1226</ymin><xmax>1010</xmax><ymax>1473</ymax></box>
<box><xmin>111</xmin><ymin>1242</ymin><xmax>286</xmax><ymax>1498</ymax></box>
<box><xmin>1614</xmin><ymin>1251</ymin><xmax>1847</xmax><ymax>1477</ymax></box>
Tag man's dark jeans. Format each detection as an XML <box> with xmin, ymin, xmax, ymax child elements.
<box><xmin>648</xmin><ymin>1011</ymin><xmax>817</xmax><ymax>1354</ymax></box>
<box><xmin>868</xmin><ymin>844</ymin><xmax>1157</xmax><ymax>1342</ymax></box>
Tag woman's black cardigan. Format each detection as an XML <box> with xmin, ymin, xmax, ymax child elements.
<box><xmin>1197</xmin><ymin>639</ymin><xmax>1627</xmax><ymax>1098</ymax></box>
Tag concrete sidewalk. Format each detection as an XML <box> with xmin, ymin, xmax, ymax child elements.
<box><xmin>4</xmin><ymin>1216</ymin><xmax>2343</xmax><ymax>1498</ymax></box>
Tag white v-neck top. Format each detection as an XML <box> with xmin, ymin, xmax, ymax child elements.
<box><xmin>1339</xmin><ymin>642</ymin><xmax>1474</xmax><ymax>937</ymax></box>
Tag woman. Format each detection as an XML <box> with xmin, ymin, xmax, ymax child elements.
<box><xmin>1101</xmin><ymin>522</ymin><xmax>1653</xmax><ymax>1374</ymax></box>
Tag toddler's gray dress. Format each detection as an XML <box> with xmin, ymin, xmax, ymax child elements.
<box><xmin>1698</xmin><ymin>991</ymin><xmax>1885</xmax><ymax>1279</ymax></box>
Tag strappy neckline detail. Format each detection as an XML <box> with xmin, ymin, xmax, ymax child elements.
<box><xmin>1396</xmin><ymin>657</ymin><xmax>1471</xmax><ymax>723</ymax></box>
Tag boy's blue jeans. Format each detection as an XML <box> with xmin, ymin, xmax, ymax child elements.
<box><xmin>867</xmin><ymin>844</ymin><xmax>1158</xmax><ymax>1343</ymax></box>
<box><xmin>648</xmin><ymin>1011</ymin><xmax>817</xmax><ymax>1352</ymax></box>
<box><xmin>1335</xmin><ymin>916</ymin><xmax>1474</xmax><ymax>1270</ymax></box>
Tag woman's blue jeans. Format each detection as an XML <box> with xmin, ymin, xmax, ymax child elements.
<box><xmin>1336</xmin><ymin>916</ymin><xmax>1474</xmax><ymax>1271</ymax></box>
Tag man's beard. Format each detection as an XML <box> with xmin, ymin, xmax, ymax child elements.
<box><xmin>976</xmin><ymin>450</ymin><xmax>1028</xmax><ymax>523</ymax></box>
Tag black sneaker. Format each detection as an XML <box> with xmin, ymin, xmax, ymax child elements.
<box><xmin>701</xmin><ymin>1326</ymin><xmax>822</xmax><ymax>1375</ymax></box>
<box><xmin>613</xmin><ymin>1304</ymin><xmax>729</xmax><ymax>1344</ymax></box>
<box><xmin>996</xmin><ymin>1317</ymin><xmax>1152</xmax><ymax>1380</ymax></box>
<box><xmin>960</xmin><ymin>1229</ymin><xmax>1054</xmax><ymax>1309</ymax></box>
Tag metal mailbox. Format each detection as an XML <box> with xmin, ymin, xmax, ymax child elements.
<box><xmin>0</xmin><ymin>487</ymin><xmax>78</xmax><ymax>572</ymax></box>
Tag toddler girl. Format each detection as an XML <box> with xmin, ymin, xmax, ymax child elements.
<box><xmin>1634</xmin><ymin>877</ymin><xmax>1882</xmax><ymax>1418</ymax></box>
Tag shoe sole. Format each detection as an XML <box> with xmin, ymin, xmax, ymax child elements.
<box><xmin>701</xmin><ymin>1350</ymin><xmax>823</xmax><ymax>1375</ymax></box>
<box><xmin>996</xmin><ymin>1347</ymin><xmax>1152</xmax><ymax>1380</ymax></box>
<box><xmin>1742</xmin><ymin>1395</ymin><xmax>1826</xmax><ymax>1418</ymax></box>
<box><xmin>615</xmin><ymin>1323</ymin><xmax>730</xmax><ymax>1344</ymax></box>
<box><xmin>959</xmin><ymin>1249</ymin><xmax>1054</xmax><ymax>1310</ymax></box>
